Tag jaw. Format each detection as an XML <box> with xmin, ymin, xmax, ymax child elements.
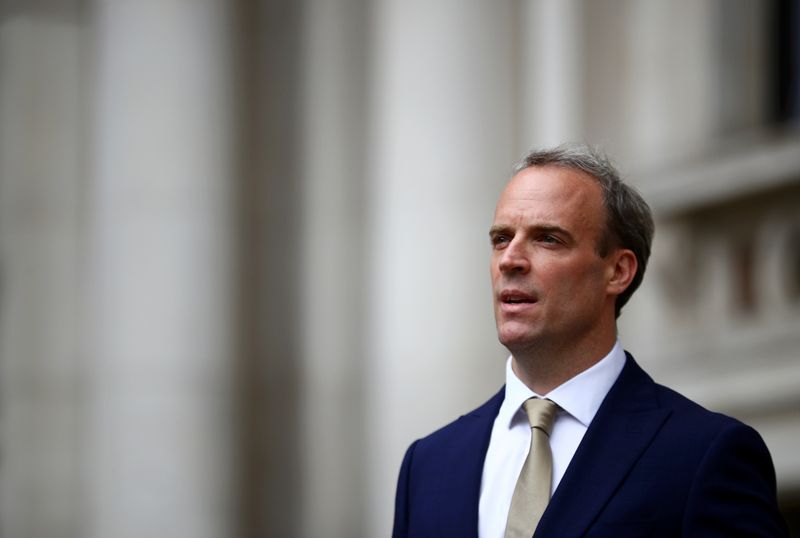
<box><xmin>495</xmin><ymin>317</ymin><xmax>542</xmax><ymax>352</ymax></box>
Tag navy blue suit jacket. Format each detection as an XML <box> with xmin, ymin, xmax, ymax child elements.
<box><xmin>393</xmin><ymin>355</ymin><xmax>787</xmax><ymax>537</ymax></box>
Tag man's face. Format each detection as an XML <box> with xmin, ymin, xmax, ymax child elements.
<box><xmin>490</xmin><ymin>165</ymin><xmax>616</xmax><ymax>355</ymax></box>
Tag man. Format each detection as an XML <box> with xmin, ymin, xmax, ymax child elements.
<box><xmin>392</xmin><ymin>145</ymin><xmax>787</xmax><ymax>537</ymax></box>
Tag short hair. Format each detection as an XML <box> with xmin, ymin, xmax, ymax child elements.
<box><xmin>513</xmin><ymin>144</ymin><xmax>654</xmax><ymax>318</ymax></box>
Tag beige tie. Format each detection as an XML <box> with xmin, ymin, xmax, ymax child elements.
<box><xmin>504</xmin><ymin>398</ymin><xmax>559</xmax><ymax>538</ymax></box>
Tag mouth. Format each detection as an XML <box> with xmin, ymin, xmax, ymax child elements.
<box><xmin>498</xmin><ymin>290</ymin><xmax>538</xmax><ymax>309</ymax></box>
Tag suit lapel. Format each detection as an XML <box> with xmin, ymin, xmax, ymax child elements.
<box><xmin>534</xmin><ymin>355</ymin><xmax>671</xmax><ymax>537</ymax></box>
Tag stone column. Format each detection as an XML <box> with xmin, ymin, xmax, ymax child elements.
<box><xmin>624</xmin><ymin>0</ymin><xmax>717</xmax><ymax>169</ymax></box>
<box><xmin>0</xmin><ymin>3</ymin><xmax>88</xmax><ymax>537</ymax></box>
<box><xmin>518</xmin><ymin>0</ymin><xmax>584</xmax><ymax>147</ymax></box>
<box><xmin>298</xmin><ymin>0</ymin><xmax>369</xmax><ymax>536</ymax></box>
<box><xmin>86</xmin><ymin>2</ymin><xmax>237</xmax><ymax>536</ymax></box>
<box><xmin>365</xmin><ymin>2</ymin><xmax>517</xmax><ymax>535</ymax></box>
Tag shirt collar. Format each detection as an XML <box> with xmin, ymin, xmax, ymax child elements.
<box><xmin>498</xmin><ymin>340</ymin><xmax>627</xmax><ymax>429</ymax></box>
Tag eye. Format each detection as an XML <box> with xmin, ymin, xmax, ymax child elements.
<box><xmin>491</xmin><ymin>234</ymin><xmax>510</xmax><ymax>248</ymax></box>
<box><xmin>539</xmin><ymin>234</ymin><xmax>560</xmax><ymax>245</ymax></box>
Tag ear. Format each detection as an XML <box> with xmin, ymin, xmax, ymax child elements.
<box><xmin>605</xmin><ymin>248</ymin><xmax>637</xmax><ymax>297</ymax></box>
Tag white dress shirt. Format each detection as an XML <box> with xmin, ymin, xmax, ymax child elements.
<box><xmin>477</xmin><ymin>341</ymin><xmax>626</xmax><ymax>538</ymax></box>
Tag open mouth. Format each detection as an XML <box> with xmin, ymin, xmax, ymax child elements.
<box><xmin>499</xmin><ymin>290</ymin><xmax>537</xmax><ymax>305</ymax></box>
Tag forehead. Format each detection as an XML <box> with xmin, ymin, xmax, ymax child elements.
<box><xmin>493</xmin><ymin>165</ymin><xmax>605</xmax><ymax>227</ymax></box>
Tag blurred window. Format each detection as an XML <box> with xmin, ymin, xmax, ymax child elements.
<box><xmin>786</xmin><ymin>225</ymin><xmax>800</xmax><ymax>302</ymax></box>
<box><xmin>733</xmin><ymin>236</ymin><xmax>758</xmax><ymax>315</ymax></box>
<box><xmin>773</xmin><ymin>0</ymin><xmax>800</xmax><ymax>123</ymax></box>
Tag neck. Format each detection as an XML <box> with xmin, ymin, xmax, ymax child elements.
<box><xmin>509</xmin><ymin>330</ymin><xmax>617</xmax><ymax>395</ymax></box>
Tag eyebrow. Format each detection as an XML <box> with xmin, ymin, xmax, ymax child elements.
<box><xmin>488</xmin><ymin>225</ymin><xmax>510</xmax><ymax>237</ymax></box>
<box><xmin>488</xmin><ymin>224</ymin><xmax>575</xmax><ymax>243</ymax></box>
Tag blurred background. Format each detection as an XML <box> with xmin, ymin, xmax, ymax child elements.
<box><xmin>1</xmin><ymin>0</ymin><xmax>799</xmax><ymax>536</ymax></box>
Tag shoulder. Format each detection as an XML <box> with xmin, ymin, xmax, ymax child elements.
<box><xmin>623</xmin><ymin>359</ymin><xmax>786</xmax><ymax>535</ymax></box>
<box><xmin>652</xmin><ymin>380</ymin><xmax>742</xmax><ymax>429</ymax></box>
<box><xmin>630</xmin><ymin>364</ymin><xmax>769</xmax><ymax>459</ymax></box>
<box><xmin>417</xmin><ymin>388</ymin><xmax>504</xmax><ymax>442</ymax></box>
<box><xmin>393</xmin><ymin>388</ymin><xmax>505</xmax><ymax>537</ymax></box>
<box><xmin>649</xmin><ymin>380</ymin><xmax>777</xmax><ymax>475</ymax></box>
<box><xmin>403</xmin><ymin>387</ymin><xmax>504</xmax><ymax>463</ymax></box>
<box><xmin>619</xmin><ymin>354</ymin><xmax>751</xmax><ymax>438</ymax></box>
<box><xmin>607</xmin><ymin>355</ymin><xmax>777</xmax><ymax>487</ymax></box>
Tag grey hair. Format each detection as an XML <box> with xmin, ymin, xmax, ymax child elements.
<box><xmin>514</xmin><ymin>144</ymin><xmax>654</xmax><ymax>318</ymax></box>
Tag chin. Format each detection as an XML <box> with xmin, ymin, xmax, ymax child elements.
<box><xmin>497</xmin><ymin>326</ymin><xmax>538</xmax><ymax>351</ymax></box>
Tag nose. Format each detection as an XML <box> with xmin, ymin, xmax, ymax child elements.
<box><xmin>498</xmin><ymin>238</ymin><xmax>531</xmax><ymax>274</ymax></box>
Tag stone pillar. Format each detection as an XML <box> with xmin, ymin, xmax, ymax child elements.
<box><xmin>519</xmin><ymin>0</ymin><xmax>584</xmax><ymax>148</ymax></box>
<box><xmin>624</xmin><ymin>0</ymin><xmax>717</xmax><ymax>169</ymax></box>
<box><xmin>86</xmin><ymin>2</ymin><xmax>236</xmax><ymax>536</ymax></box>
<box><xmin>365</xmin><ymin>2</ymin><xmax>517</xmax><ymax>535</ymax></box>
<box><xmin>298</xmin><ymin>0</ymin><xmax>369</xmax><ymax>536</ymax></box>
<box><xmin>0</xmin><ymin>3</ymin><xmax>88</xmax><ymax>537</ymax></box>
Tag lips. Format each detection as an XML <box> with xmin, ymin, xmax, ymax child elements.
<box><xmin>498</xmin><ymin>289</ymin><xmax>538</xmax><ymax>306</ymax></box>
<box><xmin>499</xmin><ymin>290</ymin><xmax>537</xmax><ymax>303</ymax></box>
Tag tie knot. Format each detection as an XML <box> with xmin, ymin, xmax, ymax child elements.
<box><xmin>522</xmin><ymin>398</ymin><xmax>559</xmax><ymax>436</ymax></box>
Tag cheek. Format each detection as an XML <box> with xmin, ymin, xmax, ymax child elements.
<box><xmin>547</xmin><ymin>259</ymin><xmax>606</xmax><ymax>293</ymax></box>
<box><xmin>575</xmin><ymin>264</ymin><xmax>611</xmax><ymax>300</ymax></box>
<box><xmin>489</xmin><ymin>261</ymin><xmax>501</xmax><ymax>282</ymax></box>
